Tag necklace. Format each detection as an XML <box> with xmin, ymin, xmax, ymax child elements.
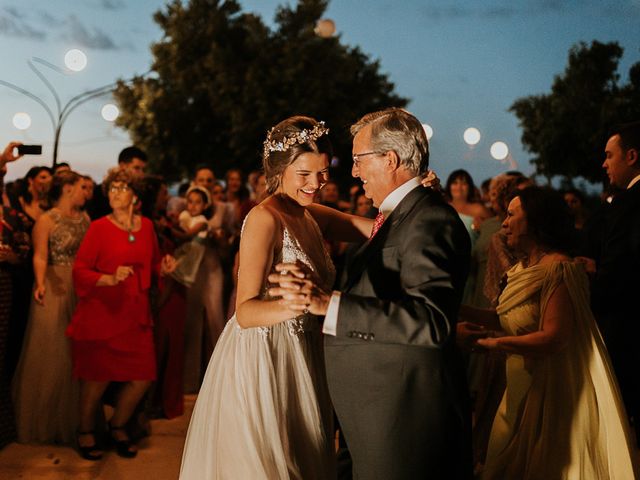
<box><xmin>111</xmin><ymin>214</ymin><xmax>135</xmax><ymax>243</ymax></box>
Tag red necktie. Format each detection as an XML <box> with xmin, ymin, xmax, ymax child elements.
<box><xmin>370</xmin><ymin>211</ymin><xmax>385</xmax><ymax>239</ymax></box>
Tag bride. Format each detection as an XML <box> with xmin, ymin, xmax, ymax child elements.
<box><xmin>180</xmin><ymin>116</ymin><xmax>378</xmax><ymax>479</ymax></box>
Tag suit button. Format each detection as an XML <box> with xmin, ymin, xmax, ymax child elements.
<box><xmin>369</xmin><ymin>333</ymin><xmax>375</xmax><ymax>340</ymax></box>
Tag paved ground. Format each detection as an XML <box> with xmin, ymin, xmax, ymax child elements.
<box><xmin>0</xmin><ymin>395</ymin><xmax>195</xmax><ymax>480</ymax></box>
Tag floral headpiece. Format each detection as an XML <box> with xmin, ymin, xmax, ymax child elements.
<box><xmin>262</xmin><ymin>121</ymin><xmax>329</xmax><ymax>158</ymax></box>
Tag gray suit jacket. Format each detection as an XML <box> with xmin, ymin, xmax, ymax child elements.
<box><xmin>325</xmin><ymin>186</ymin><xmax>472</xmax><ymax>480</ymax></box>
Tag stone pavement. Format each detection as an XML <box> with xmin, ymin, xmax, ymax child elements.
<box><xmin>0</xmin><ymin>395</ymin><xmax>195</xmax><ymax>480</ymax></box>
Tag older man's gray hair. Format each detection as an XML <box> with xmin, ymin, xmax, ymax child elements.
<box><xmin>351</xmin><ymin>108</ymin><xmax>430</xmax><ymax>175</ymax></box>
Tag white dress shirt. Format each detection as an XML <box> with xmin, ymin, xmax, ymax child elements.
<box><xmin>323</xmin><ymin>176</ymin><xmax>422</xmax><ymax>336</ymax></box>
<box><xmin>627</xmin><ymin>173</ymin><xmax>640</xmax><ymax>190</ymax></box>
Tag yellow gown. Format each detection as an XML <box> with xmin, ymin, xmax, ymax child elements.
<box><xmin>482</xmin><ymin>261</ymin><xmax>638</xmax><ymax>479</ymax></box>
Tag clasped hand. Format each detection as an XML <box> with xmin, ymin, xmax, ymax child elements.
<box><xmin>111</xmin><ymin>265</ymin><xmax>134</xmax><ymax>285</ymax></box>
<box><xmin>267</xmin><ymin>262</ymin><xmax>330</xmax><ymax>316</ymax></box>
<box><xmin>110</xmin><ymin>255</ymin><xmax>176</xmax><ymax>285</ymax></box>
<box><xmin>160</xmin><ymin>254</ymin><xmax>177</xmax><ymax>276</ymax></box>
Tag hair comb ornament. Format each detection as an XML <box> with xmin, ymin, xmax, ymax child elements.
<box><xmin>263</xmin><ymin>121</ymin><xmax>329</xmax><ymax>158</ymax></box>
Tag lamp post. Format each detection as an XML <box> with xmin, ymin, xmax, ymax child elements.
<box><xmin>463</xmin><ymin>127</ymin><xmax>481</xmax><ymax>147</ymax></box>
<box><xmin>422</xmin><ymin>123</ymin><xmax>434</xmax><ymax>141</ymax></box>
<box><xmin>490</xmin><ymin>141</ymin><xmax>518</xmax><ymax>169</ymax></box>
<box><xmin>0</xmin><ymin>53</ymin><xmax>119</xmax><ymax>167</ymax></box>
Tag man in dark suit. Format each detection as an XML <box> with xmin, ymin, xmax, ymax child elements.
<box><xmin>591</xmin><ymin>121</ymin><xmax>640</xmax><ymax>442</ymax></box>
<box><xmin>276</xmin><ymin>108</ymin><xmax>472</xmax><ymax>479</ymax></box>
<box><xmin>86</xmin><ymin>146</ymin><xmax>147</xmax><ymax>219</ymax></box>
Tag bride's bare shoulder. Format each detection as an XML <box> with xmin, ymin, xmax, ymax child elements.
<box><xmin>242</xmin><ymin>201</ymin><xmax>281</xmax><ymax>238</ymax></box>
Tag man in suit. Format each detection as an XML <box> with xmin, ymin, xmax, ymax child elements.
<box><xmin>274</xmin><ymin>108</ymin><xmax>472</xmax><ymax>479</ymax></box>
<box><xmin>590</xmin><ymin>121</ymin><xmax>640</xmax><ymax>442</ymax></box>
<box><xmin>86</xmin><ymin>146</ymin><xmax>147</xmax><ymax>219</ymax></box>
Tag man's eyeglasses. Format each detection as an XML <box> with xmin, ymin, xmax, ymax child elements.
<box><xmin>352</xmin><ymin>151</ymin><xmax>384</xmax><ymax>167</ymax></box>
<box><xmin>109</xmin><ymin>184</ymin><xmax>131</xmax><ymax>194</ymax></box>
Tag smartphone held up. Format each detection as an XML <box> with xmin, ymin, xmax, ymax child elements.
<box><xmin>16</xmin><ymin>145</ymin><xmax>42</xmax><ymax>155</ymax></box>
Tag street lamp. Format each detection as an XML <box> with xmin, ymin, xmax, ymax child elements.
<box><xmin>0</xmin><ymin>53</ymin><xmax>119</xmax><ymax>166</ymax></box>
<box><xmin>490</xmin><ymin>141</ymin><xmax>509</xmax><ymax>160</ymax></box>
<box><xmin>101</xmin><ymin>104</ymin><xmax>119</xmax><ymax>122</ymax></box>
<box><xmin>64</xmin><ymin>49</ymin><xmax>88</xmax><ymax>72</ymax></box>
<box><xmin>13</xmin><ymin>112</ymin><xmax>32</xmax><ymax>130</ymax></box>
<box><xmin>490</xmin><ymin>141</ymin><xmax>518</xmax><ymax>169</ymax></box>
<box><xmin>422</xmin><ymin>123</ymin><xmax>434</xmax><ymax>140</ymax></box>
<box><xmin>463</xmin><ymin>127</ymin><xmax>481</xmax><ymax>146</ymax></box>
<box><xmin>314</xmin><ymin>19</ymin><xmax>336</xmax><ymax>38</ymax></box>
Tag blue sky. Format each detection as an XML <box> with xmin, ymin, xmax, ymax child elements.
<box><xmin>1</xmin><ymin>0</ymin><xmax>639</xmax><ymax>187</ymax></box>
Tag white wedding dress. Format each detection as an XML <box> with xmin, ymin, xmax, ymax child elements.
<box><xmin>180</xmin><ymin>213</ymin><xmax>336</xmax><ymax>479</ymax></box>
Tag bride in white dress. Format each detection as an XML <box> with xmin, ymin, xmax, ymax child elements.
<box><xmin>180</xmin><ymin>116</ymin><xmax>378</xmax><ymax>479</ymax></box>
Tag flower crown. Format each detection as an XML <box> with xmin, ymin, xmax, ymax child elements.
<box><xmin>263</xmin><ymin>121</ymin><xmax>329</xmax><ymax>158</ymax></box>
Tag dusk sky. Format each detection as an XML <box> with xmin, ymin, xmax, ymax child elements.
<box><xmin>1</xmin><ymin>0</ymin><xmax>638</xmax><ymax>187</ymax></box>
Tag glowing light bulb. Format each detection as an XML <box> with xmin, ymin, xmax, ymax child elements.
<box><xmin>463</xmin><ymin>127</ymin><xmax>481</xmax><ymax>146</ymax></box>
<box><xmin>422</xmin><ymin>123</ymin><xmax>434</xmax><ymax>140</ymax></box>
<box><xmin>101</xmin><ymin>104</ymin><xmax>119</xmax><ymax>122</ymax></box>
<box><xmin>490</xmin><ymin>141</ymin><xmax>509</xmax><ymax>160</ymax></box>
<box><xmin>64</xmin><ymin>49</ymin><xmax>87</xmax><ymax>72</ymax></box>
<box><xmin>314</xmin><ymin>19</ymin><xmax>336</xmax><ymax>38</ymax></box>
<box><xmin>13</xmin><ymin>112</ymin><xmax>31</xmax><ymax>130</ymax></box>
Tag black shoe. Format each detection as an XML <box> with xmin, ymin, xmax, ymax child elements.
<box><xmin>108</xmin><ymin>423</ymin><xmax>138</xmax><ymax>458</ymax></box>
<box><xmin>77</xmin><ymin>430</ymin><xmax>103</xmax><ymax>461</ymax></box>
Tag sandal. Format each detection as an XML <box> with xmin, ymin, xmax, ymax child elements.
<box><xmin>108</xmin><ymin>423</ymin><xmax>138</xmax><ymax>458</ymax></box>
<box><xmin>77</xmin><ymin>430</ymin><xmax>103</xmax><ymax>461</ymax></box>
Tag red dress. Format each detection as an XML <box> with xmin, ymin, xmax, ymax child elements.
<box><xmin>66</xmin><ymin>217</ymin><xmax>160</xmax><ymax>382</ymax></box>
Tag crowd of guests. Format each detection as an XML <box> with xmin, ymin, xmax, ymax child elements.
<box><xmin>0</xmin><ymin>117</ymin><xmax>638</xmax><ymax>478</ymax></box>
<box><xmin>0</xmin><ymin>142</ymin><xmax>376</xmax><ymax>460</ymax></box>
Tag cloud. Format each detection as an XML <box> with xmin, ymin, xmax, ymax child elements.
<box><xmin>424</xmin><ymin>5</ymin><xmax>472</xmax><ymax>21</ymax></box>
<box><xmin>483</xmin><ymin>6</ymin><xmax>517</xmax><ymax>18</ymax></box>
<box><xmin>64</xmin><ymin>15</ymin><xmax>118</xmax><ymax>50</ymax></box>
<box><xmin>0</xmin><ymin>7</ymin><xmax>46</xmax><ymax>40</ymax></box>
<box><xmin>4</xmin><ymin>6</ymin><xmax>23</xmax><ymax>18</ymax></box>
<box><xmin>99</xmin><ymin>0</ymin><xmax>125</xmax><ymax>11</ymax></box>
<box><xmin>39</xmin><ymin>11</ymin><xmax>65</xmax><ymax>27</ymax></box>
<box><xmin>421</xmin><ymin>0</ymin><xmax>602</xmax><ymax>22</ymax></box>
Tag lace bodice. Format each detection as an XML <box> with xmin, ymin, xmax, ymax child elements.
<box><xmin>274</xmin><ymin>226</ymin><xmax>335</xmax><ymax>292</ymax></box>
<box><xmin>47</xmin><ymin>209</ymin><xmax>90</xmax><ymax>266</ymax></box>
<box><xmin>236</xmin><ymin>210</ymin><xmax>335</xmax><ymax>339</ymax></box>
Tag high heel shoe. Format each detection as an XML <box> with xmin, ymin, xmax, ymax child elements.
<box><xmin>77</xmin><ymin>430</ymin><xmax>103</xmax><ymax>461</ymax></box>
<box><xmin>108</xmin><ymin>423</ymin><xmax>138</xmax><ymax>458</ymax></box>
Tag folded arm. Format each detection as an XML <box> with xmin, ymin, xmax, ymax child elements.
<box><xmin>477</xmin><ymin>282</ymin><xmax>573</xmax><ymax>355</ymax></box>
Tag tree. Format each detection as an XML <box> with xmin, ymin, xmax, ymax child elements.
<box><xmin>113</xmin><ymin>0</ymin><xmax>407</xmax><ymax>184</ymax></box>
<box><xmin>510</xmin><ymin>41</ymin><xmax>640</xmax><ymax>185</ymax></box>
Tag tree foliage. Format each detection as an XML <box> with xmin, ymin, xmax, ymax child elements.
<box><xmin>113</xmin><ymin>0</ymin><xmax>407</xmax><ymax>183</ymax></box>
<box><xmin>510</xmin><ymin>40</ymin><xmax>640</xmax><ymax>184</ymax></box>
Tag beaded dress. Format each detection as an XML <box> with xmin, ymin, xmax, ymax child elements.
<box><xmin>180</xmin><ymin>211</ymin><xmax>336</xmax><ymax>479</ymax></box>
<box><xmin>12</xmin><ymin>209</ymin><xmax>89</xmax><ymax>443</ymax></box>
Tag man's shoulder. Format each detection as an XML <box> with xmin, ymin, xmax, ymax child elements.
<box><xmin>402</xmin><ymin>187</ymin><xmax>457</xmax><ymax>219</ymax></box>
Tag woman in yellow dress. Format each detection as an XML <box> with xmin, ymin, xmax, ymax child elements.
<box><xmin>462</xmin><ymin>186</ymin><xmax>638</xmax><ymax>479</ymax></box>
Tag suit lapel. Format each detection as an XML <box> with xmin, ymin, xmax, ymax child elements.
<box><xmin>343</xmin><ymin>186</ymin><xmax>431</xmax><ymax>291</ymax></box>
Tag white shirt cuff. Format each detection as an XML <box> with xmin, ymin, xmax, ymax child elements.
<box><xmin>322</xmin><ymin>291</ymin><xmax>341</xmax><ymax>336</ymax></box>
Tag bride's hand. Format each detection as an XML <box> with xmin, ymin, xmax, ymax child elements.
<box><xmin>420</xmin><ymin>169</ymin><xmax>441</xmax><ymax>191</ymax></box>
<box><xmin>268</xmin><ymin>263</ymin><xmax>330</xmax><ymax>316</ymax></box>
<box><xmin>272</xmin><ymin>261</ymin><xmax>320</xmax><ymax>285</ymax></box>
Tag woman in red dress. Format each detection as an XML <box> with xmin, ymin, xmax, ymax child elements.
<box><xmin>66</xmin><ymin>168</ymin><xmax>175</xmax><ymax>460</ymax></box>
